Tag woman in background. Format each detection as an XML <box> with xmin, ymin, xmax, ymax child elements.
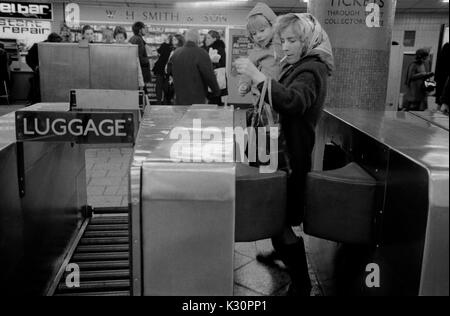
<box><xmin>204</xmin><ymin>30</ymin><xmax>228</xmax><ymax>106</ymax></box>
<box><xmin>403</xmin><ymin>48</ymin><xmax>435</xmax><ymax>111</ymax></box>
<box><xmin>114</xmin><ymin>26</ymin><xmax>144</xmax><ymax>90</ymax></box>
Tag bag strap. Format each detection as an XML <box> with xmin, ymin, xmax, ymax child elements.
<box><xmin>264</xmin><ymin>79</ymin><xmax>275</xmax><ymax>127</ymax></box>
<box><xmin>257</xmin><ymin>79</ymin><xmax>269</xmax><ymax>117</ymax></box>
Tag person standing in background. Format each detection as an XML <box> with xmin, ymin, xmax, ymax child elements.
<box><xmin>170</xmin><ymin>29</ymin><xmax>220</xmax><ymax>105</ymax></box>
<box><xmin>439</xmin><ymin>77</ymin><xmax>449</xmax><ymax>115</ymax></box>
<box><xmin>204</xmin><ymin>30</ymin><xmax>228</xmax><ymax>106</ymax></box>
<box><xmin>165</xmin><ymin>34</ymin><xmax>185</xmax><ymax>104</ymax></box>
<box><xmin>152</xmin><ymin>34</ymin><xmax>173</xmax><ymax>104</ymax></box>
<box><xmin>129</xmin><ymin>22</ymin><xmax>151</xmax><ymax>93</ymax></box>
<box><xmin>113</xmin><ymin>26</ymin><xmax>128</xmax><ymax>44</ymax></box>
<box><xmin>0</xmin><ymin>43</ymin><xmax>10</xmax><ymax>103</ymax></box>
<box><xmin>60</xmin><ymin>25</ymin><xmax>72</xmax><ymax>43</ymax></box>
<box><xmin>81</xmin><ymin>25</ymin><xmax>95</xmax><ymax>43</ymax></box>
<box><xmin>435</xmin><ymin>43</ymin><xmax>450</xmax><ymax>113</ymax></box>
<box><xmin>102</xmin><ymin>27</ymin><xmax>114</xmax><ymax>44</ymax></box>
<box><xmin>26</xmin><ymin>33</ymin><xmax>63</xmax><ymax>103</ymax></box>
<box><xmin>114</xmin><ymin>26</ymin><xmax>145</xmax><ymax>90</ymax></box>
<box><xmin>403</xmin><ymin>48</ymin><xmax>434</xmax><ymax>111</ymax></box>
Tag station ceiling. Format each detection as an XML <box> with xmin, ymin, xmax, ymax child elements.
<box><xmin>20</xmin><ymin>0</ymin><xmax>450</xmax><ymax>12</ymax></box>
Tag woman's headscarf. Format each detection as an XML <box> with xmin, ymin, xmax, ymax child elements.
<box><xmin>278</xmin><ymin>13</ymin><xmax>334</xmax><ymax>75</ymax></box>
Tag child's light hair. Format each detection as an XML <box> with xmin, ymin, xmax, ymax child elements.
<box><xmin>247</xmin><ymin>14</ymin><xmax>272</xmax><ymax>40</ymax></box>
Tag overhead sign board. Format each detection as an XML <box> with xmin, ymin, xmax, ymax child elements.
<box><xmin>0</xmin><ymin>2</ymin><xmax>52</xmax><ymax>20</ymax></box>
<box><xmin>16</xmin><ymin>111</ymin><xmax>135</xmax><ymax>144</ymax></box>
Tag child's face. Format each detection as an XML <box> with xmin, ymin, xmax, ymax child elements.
<box><xmin>251</xmin><ymin>25</ymin><xmax>272</xmax><ymax>47</ymax></box>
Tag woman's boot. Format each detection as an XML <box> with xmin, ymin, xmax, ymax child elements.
<box><xmin>273</xmin><ymin>237</ymin><xmax>311</xmax><ymax>296</ymax></box>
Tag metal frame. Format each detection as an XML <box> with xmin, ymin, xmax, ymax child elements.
<box><xmin>309</xmin><ymin>109</ymin><xmax>449</xmax><ymax>296</ymax></box>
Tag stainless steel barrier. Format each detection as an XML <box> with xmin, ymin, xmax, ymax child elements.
<box><xmin>0</xmin><ymin>103</ymin><xmax>86</xmax><ymax>295</ymax></box>
<box><xmin>1</xmin><ymin>97</ymin><xmax>137</xmax><ymax>295</ymax></box>
<box><xmin>309</xmin><ymin>109</ymin><xmax>449</xmax><ymax>296</ymax></box>
<box><xmin>131</xmin><ymin>105</ymin><xmax>235</xmax><ymax>296</ymax></box>
<box><xmin>409</xmin><ymin>111</ymin><xmax>449</xmax><ymax>131</ymax></box>
<box><xmin>38</xmin><ymin>43</ymin><xmax>139</xmax><ymax>102</ymax></box>
<box><xmin>69</xmin><ymin>89</ymin><xmax>145</xmax><ymax>139</ymax></box>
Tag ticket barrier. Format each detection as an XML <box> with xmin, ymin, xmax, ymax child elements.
<box><xmin>69</xmin><ymin>89</ymin><xmax>147</xmax><ymax>139</ymax></box>
<box><xmin>409</xmin><ymin>111</ymin><xmax>449</xmax><ymax>132</ymax></box>
<box><xmin>0</xmin><ymin>103</ymin><xmax>87</xmax><ymax>295</ymax></box>
<box><xmin>0</xmin><ymin>94</ymin><xmax>137</xmax><ymax>295</ymax></box>
<box><xmin>130</xmin><ymin>105</ymin><xmax>289</xmax><ymax>296</ymax></box>
<box><xmin>38</xmin><ymin>43</ymin><xmax>140</xmax><ymax>102</ymax></box>
<box><xmin>305</xmin><ymin>109</ymin><xmax>449</xmax><ymax>296</ymax></box>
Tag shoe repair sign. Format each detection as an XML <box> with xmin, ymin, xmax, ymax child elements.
<box><xmin>15</xmin><ymin>111</ymin><xmax>135</xmax><ymax>144</ymax></box>
<box><xmin>0</xmin><ymin>2</ymin><xmax>52</xmax><ymax>20</ymax></box>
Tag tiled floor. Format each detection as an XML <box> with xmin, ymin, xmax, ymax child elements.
<box><xmin>233</xmin><ymin>236</ymin><xmax>323</xmax><ymax>296</ymax></box>
<box><xmin>85</xmin><ymin>145</ymin><xmax>133</xmax><ymax>208</ymax></box>
<box><xmin>85</xmin><ymin>146</ymin><xmax>323</xmax><ymax>296</ymax></box>
<box><xmin>0</xmin><ymin>103</ymin><xmax>325</xmax><ymax>296</ymax></box>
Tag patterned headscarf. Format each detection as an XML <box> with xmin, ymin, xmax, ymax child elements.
<box><xmin>277</xmin><ymin>13</ymin><xmax>334</xmax><ymax>75</ymax></box>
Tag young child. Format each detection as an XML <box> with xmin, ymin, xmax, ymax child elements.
<box><xmin>239</xmin><ymin>2</ymin><xmax>284</xmax><ymax>99</ymax></box>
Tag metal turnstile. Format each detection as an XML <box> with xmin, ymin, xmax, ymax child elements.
<box><xmin>308</xmin><ymin>109</ymin><xmax>449</xmax><ymax>296</ymax></box>
<box><xmin>38</xmin><ymin>43</ymin><xmax>140</xmax><ymax>102</ymax></box>
<box><xmin>131</xmin><ymin>105</ymin><xmax>236</xmax><ymax>296</ymax></box>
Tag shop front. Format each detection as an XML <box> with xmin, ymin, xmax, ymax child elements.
<box><xmin>65</xmin><ymin>2</ymin><xmax>256</xmax><ymax>105</ymax></box>
<box><xmin>0</xmin><ymin>1</ymin><xmax>57</xmax><ymax>103</ymax></box>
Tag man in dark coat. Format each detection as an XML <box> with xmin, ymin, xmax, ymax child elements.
<box><xmin>170</xmin><ymin>29</ymin><xmax>220</xmax><ymax>105</ymax></box>
<box><xmin>129</xmin><ymin>22</ymin><xmax>151</xmax><ymax>87</ymax></box>
<box><xmin>435</xmin><ymin>43</ymin><xmax>450</xmax><ymax>112</ymax></box>
<box><xmin>26</xmin><ymin>33</ymin><xmax>62</xmax><ymax>103</ymax></box>
<box><xmin>152</xmin><ymin>35</ymin><xmax>173</xmax><ymax>104</ymax></box>
<box><xmin>0</xmin><ymin>43</ymin><xmax>10</xmax><ymax>102</ymax></box>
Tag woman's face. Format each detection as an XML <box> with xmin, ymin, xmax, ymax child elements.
<box><xmin>83</xmin><ymin>29</ymin><xmax>95</xmax><ymax>42</ymax></box>
<box><xmin>60</xmin><ymin>27</ymin><xmax>70</xmax><ymax>39</ymax></box>
<box><xmin>173</xmin><ymin>37</ymin><xmax>179</xmax><ymax>46</ymax></box>
<box><xmin>115</xmin><ymin>33</ymin><xmax>126</xmax><ymax>44</ymax></box>
<box><xmin>205</xmin><ymin>34</ymin><xmax>216</xmax><ymax>47</ymax></box>
<box><xmin>280</xmin><ymin>25</ymin><xmax>303</xmax><ymax>65</ymax></box>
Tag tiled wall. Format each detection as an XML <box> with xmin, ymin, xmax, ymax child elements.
<box><xmin>326</xmin><ymin>48</ymin><xmax>391</xmax><ymax>110</ymax></box>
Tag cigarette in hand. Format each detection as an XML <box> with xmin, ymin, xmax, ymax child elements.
<box><xmin>280</xmin><ymin>55</ymin><xmax>288</xmax><ymax>63</ymax></box>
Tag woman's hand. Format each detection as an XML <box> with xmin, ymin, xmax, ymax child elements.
<box><xmin>234</xmin><ymin>58</ymin><xmax>266</xmax><ymax>85</ymax></box>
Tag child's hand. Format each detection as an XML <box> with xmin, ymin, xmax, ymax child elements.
<box><xmin>235</xmin><ymin>58</ymin><xmax>266</xmax><ymax>84</ymax></box>
<box><xmin>238</xmin><ymin>83</ymin><xmax>250</xmax><ymax>97</ymax></box>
